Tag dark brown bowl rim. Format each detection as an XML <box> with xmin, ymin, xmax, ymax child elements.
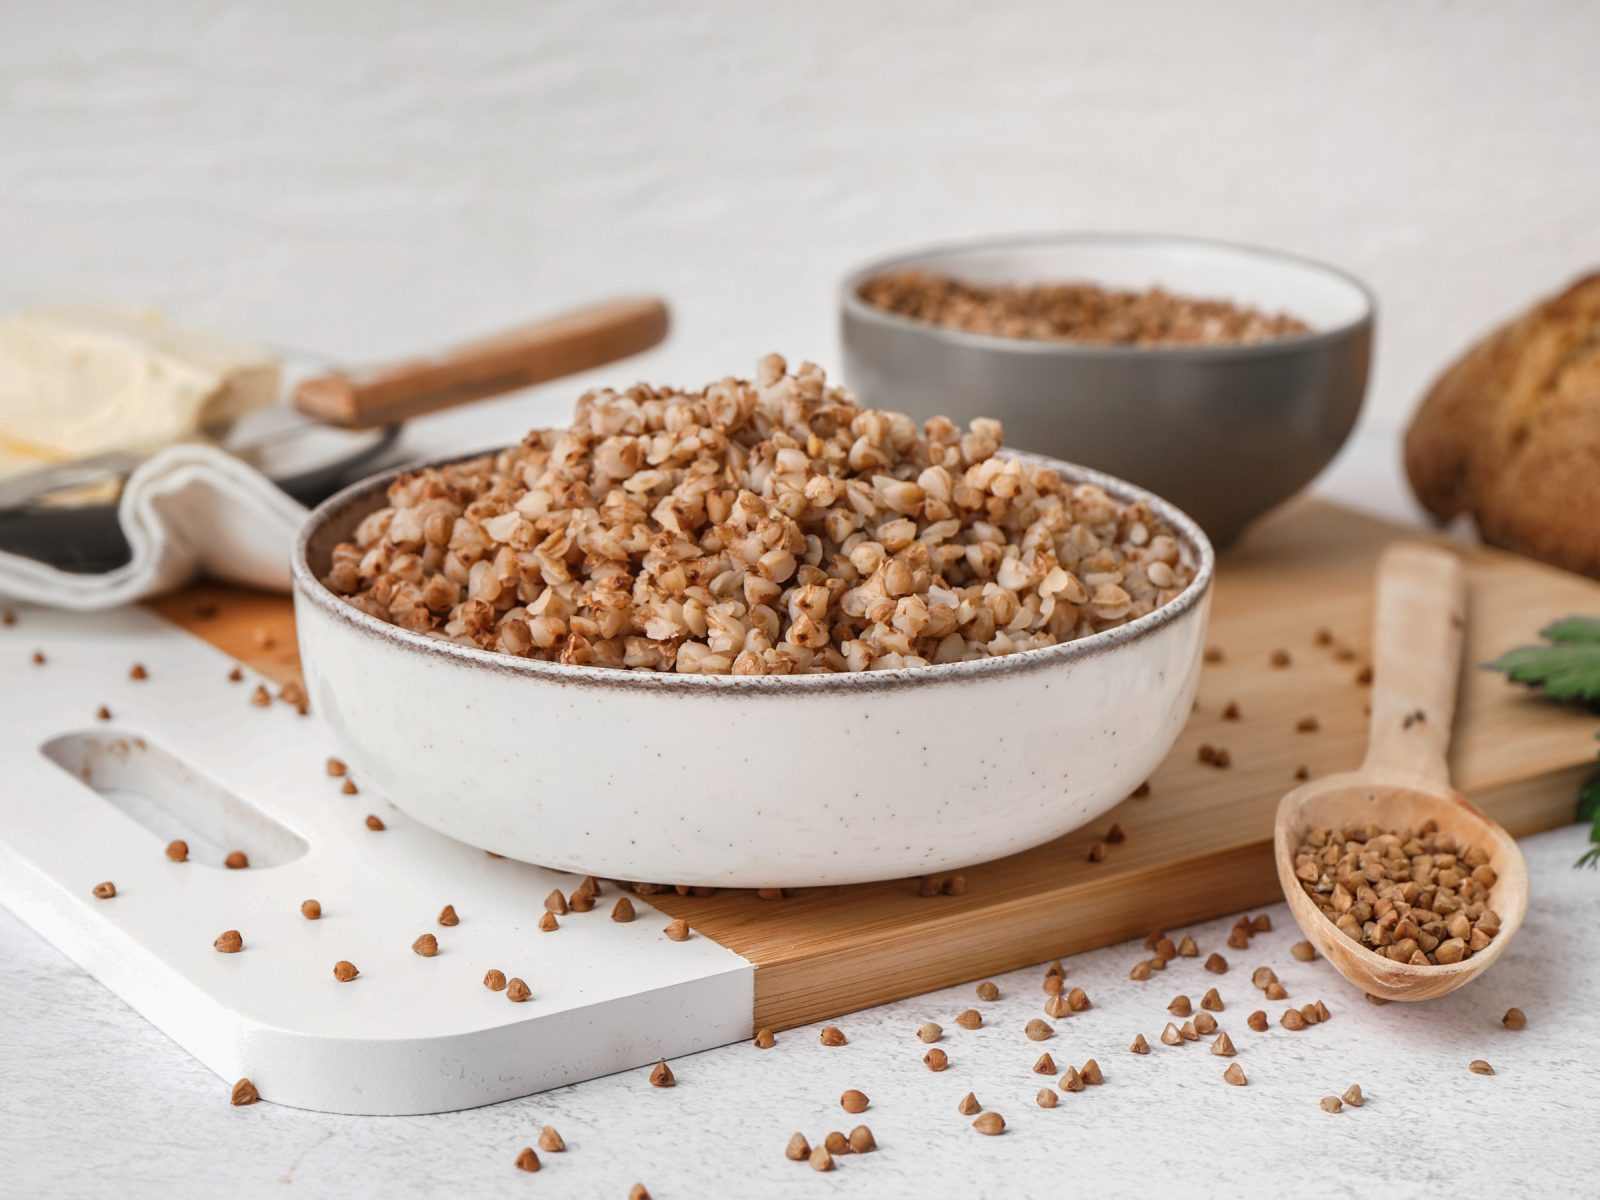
<box><xmin>840</xmin><ymin>230</ymin><xmax>1377</xmax><ymax>361</ymax></box>
<box><xmin>293</xmin><ymin>448</ymin><xmax>1215</xmax><ymax>696</ymax></box>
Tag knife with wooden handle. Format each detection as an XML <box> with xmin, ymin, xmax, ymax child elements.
<box><xmin>293</xmin><ymin>296</ymin><xmax>669</xmax><ymax>429</ymax></box>
<box><xmin>0</xmin><ymin>296</ymin><xmax>670</xmax><ymax>511</ymax></box>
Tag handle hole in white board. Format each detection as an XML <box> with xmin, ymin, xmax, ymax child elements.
<box><xmin>41</xmin><ymin>729</ymin><xmax>308</xmax><ymax>869</ymax></box>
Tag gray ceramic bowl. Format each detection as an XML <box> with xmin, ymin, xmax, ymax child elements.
<box><xmin>840</xmin><ymin>233</ymin><xmax>1374</xmax><ymax>546</ymax></box>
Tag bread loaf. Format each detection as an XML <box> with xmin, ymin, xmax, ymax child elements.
<box><xmin>1404</xmin><ymin>274</ymin><xmax>1600</xmax><ymax>578</ymax></box>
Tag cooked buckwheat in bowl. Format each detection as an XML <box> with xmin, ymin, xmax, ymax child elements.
<box><xmin>294</xmin><ymin>356</ymin><xmax>1213</xmax><ymax>885</ymax></box>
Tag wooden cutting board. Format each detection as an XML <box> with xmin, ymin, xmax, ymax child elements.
<box><xmin>148</xmin><ymin>499</ymin><xmax>1600</xmax><ymax>1031</ymax></box>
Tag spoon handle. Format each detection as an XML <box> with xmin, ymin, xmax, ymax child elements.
<box><xmin>1361</xmin><ymin>543</ymin><xmax>1467</xmax><ymax>785</ymax></box>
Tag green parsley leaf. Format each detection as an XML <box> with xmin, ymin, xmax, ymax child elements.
<box><xmin>1484</xmin><ymin>642</ymin><xmax>1600</xmax><ymax>704</ymax></box>
<box><xmin>1541</xmin><ymin>616</ymin><xmax>1600</xmax><ymax>645</ymax></box>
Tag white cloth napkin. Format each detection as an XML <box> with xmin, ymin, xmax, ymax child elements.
<box><xmin>0</xmin><ymin>444</ymin><xmax>307</xmax><ymax>610</ymax></box>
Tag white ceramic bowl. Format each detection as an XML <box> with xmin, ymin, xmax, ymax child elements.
<box><xmin>292</xmin><ymin>453</ymin><xmax>1214</xmax><ymax>887</ymax></box>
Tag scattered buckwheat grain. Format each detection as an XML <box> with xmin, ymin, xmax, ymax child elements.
<box><xmin>412</xmin><ymin>933</ymin><xmax>438</xmax><ymax>957</ymax></box>
<box><xmin>213</xmin><ymin>930</ymin><xmax>242</xmax><ymax>953</ymax></box>
<box><xmin>224</xmin><ymin>851</ymin><xmax>249</xmax><ymax>869</ymax></box>
<box><xmin>841</xmin><ymin>1089</ymin><xmax>869</xmax><ymax>1113</ymax></box>
<box><xmin>821</xmin><ymin>1026</ymin><xmax>847</xmax><ymax>1046</ymax></box>
<box><xmin>333</xmin><ymin>960</ymin><xmax>358</xmax><ymax>982</ymax></box>
<box><xmin>1024</xmin><ymin>1019</ymin><xmax>1052</xmax><ymax>1041</ymax></box>
<box><xmin>484</xmin><ymin>969</ymin><xmax>507</xmax><ymax>991</ymax></box>
<box><xmin>648</xmin><ymin>1060</ymin><xmax>675</xmax><ymax>1087</ymax></box>
<box><xmin>230</xmin><ymin>1078</ymin><xmax>259</xmax><ymax>1106</ymax></box>
<box><xmin>536</xmin><ymin>1126</ymin><xmax>564</xmax><ymax>1153</ymax></box>
<box><xmin>1503</xmin><ymin>1007</ymin><xmax>1527</xmax><ymax>1030</ymax></box>
<box><xmin>301</xmin><ymin>899</ymin><xmax>322</xmax><ymax>920</ymax></box>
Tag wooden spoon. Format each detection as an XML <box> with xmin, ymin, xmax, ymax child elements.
<box><xmin>1273</xmin><ymin>542</ymin><xmax>1527</xmax><ymax>1002</ymax></box>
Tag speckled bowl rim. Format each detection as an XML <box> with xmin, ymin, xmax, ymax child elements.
<box><xmin>293</xmin><ymin>447</ymin><xmax>1214</xmax><ymax>696</ymax></box>
<box><xmin>840</xmin><ymin>230</ymin><xmax>1377</xmax><ymax>361</ymax></box>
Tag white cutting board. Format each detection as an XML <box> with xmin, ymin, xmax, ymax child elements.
<box><xmin>0</xmin><ymin>604</ymin><xmax>752</xmax><ymax>1115</ymax></box>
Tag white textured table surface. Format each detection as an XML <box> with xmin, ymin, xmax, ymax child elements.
<box><xmin>3</xmin><ymin>821</ymin><xmax>1596</xmax><ymax>1197</ymax></box>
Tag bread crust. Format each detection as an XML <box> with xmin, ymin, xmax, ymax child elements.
<box><xmin>1404</xmin><ymin>273</ymin><xmax>1600</xmax><ymax>578</ymax></box>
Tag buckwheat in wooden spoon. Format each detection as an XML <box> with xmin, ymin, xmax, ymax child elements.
<box><xmin>1274</xmin><ymin>543</ymin><xmax>1527</xmax><ymax>1002</ymax></box>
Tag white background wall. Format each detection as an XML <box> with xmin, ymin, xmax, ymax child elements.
<box><xmin>2</xmin><ymin>1</ymin><xmax>1597</xmax><ymax>514</ymax></box>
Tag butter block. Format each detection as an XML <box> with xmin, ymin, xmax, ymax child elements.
<box><xmin>0</xmin><ymin>306</ymin><xmax>279</xmax><ymax>479</ymax></box>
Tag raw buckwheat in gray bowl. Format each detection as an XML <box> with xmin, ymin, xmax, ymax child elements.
<box><xmin>295</xmin><ymin>356</ymin><xmax>1214</xmax><ymax>885</ymax></box>
<box><xmin>322</xmin><ymin>355</ymin><xmax>1197</xmax><ymax>673</ymax></box>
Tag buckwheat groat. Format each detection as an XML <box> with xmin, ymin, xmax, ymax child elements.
<box><xmin>859</xmin><ymin>270</ymin><xmax>1310</xmax><ymax>346</ymax></box>
<box><xmin>327</xmin><ymin>357</ymin><xmax>1194</xmax><ymax>675</ymax></box>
